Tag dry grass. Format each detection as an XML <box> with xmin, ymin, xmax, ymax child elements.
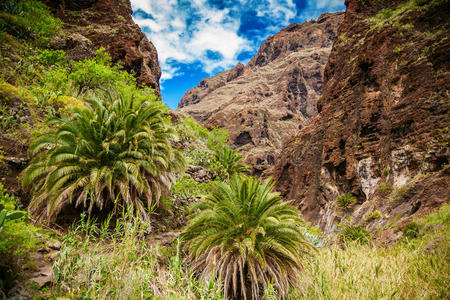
<box><xmin>52</xmin><ymin>206</ymin><xmax>449</xmax><ymax>299</ymax></box>
<box><xmin>293</xmin><ymin>205</ymin><xmax>450</xmax><ymax>299</ymax></box>
<box><xmin>52</xmin><ymin>212</ymin><xmax>224</xmax><ymax>299</ymax></box>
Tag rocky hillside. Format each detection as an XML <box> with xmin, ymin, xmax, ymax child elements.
<box><xmin>0</xmin><ymin>0</ymin><xmax>161</xmax><ymax>196</ymax></box>
<box><xmin>269</xmin><ymin>0</ymin><xmax>449</xmax><ymax>241</ymax></box>
<box><xmin>44</xmin><ymin>0</ymin><xmax>161</xmax><ymax>95</ymax></box>
<box><xmin>178</xmin><ymin>12</ymin><xmax>344</xmax><ymax>175</ymax></box>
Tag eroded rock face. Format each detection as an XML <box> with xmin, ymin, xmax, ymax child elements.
<box><xmin>269</xmin><ymin>0</ymin><xmax>449</xmax><ymax>238</ymax></box>
<box><xmin>178</xmin><ymin>13</ymin><xmax>344</xmax><ymax>175</ymax></box>
<box><xmin>44</xmin><ymin>0</ymin><xmax>161</xmax><ymax>96</ymax></box>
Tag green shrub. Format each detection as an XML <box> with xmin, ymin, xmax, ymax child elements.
<box><xmin>213</xmin><ymin>145</ymin><xmax>249</xmax><ymax>179</ymax></box>
<box><xmin>187</xmin><ymin>149</ymin><xmax>213</xmax><ymax>167</ymax></box>
<box><xmin>336</xmin><ymin>193</ymin><xmax>357</xmax><ymax>208</ymax></box>
<box><xmin>382</xmin><ymin>167</ymin><xmax>389</xmax><ymax>177</ymax></box>
<box><xmin>68</xmin><ymin>48</ymin><xmax>135</xmax><ymax>96</ymax></box>
<box><xmin>403</xmin><ymin>222</ymin><xmax>420</xmax><ymax>239</ymax></box>
<box><xmin>37</xmin><ymin>49</ymin><xmax>66</xmax><ymax>66</ymax></box>
<box><xmin>365</xmin><ymin>210</ymin><xmax>383</xmax><ymax>223</ymax></box>
<box><xmin>206</xmin><ymin>127</ymin><xmax>228</xmax><ymax>150</ymax></box>
<box><xmin>176</xmin><ymin>117</ymin><xmax>209</xmax><ymax>143</ymax></box>
<box><xmin>182</xmin><ymin>175</ymin><xmax>314</xmax><ymax>299</ymax></box>
<box><xmin>22</xmin><ymin>92</ymin><xmax>185</xmax><ymax>223</ymax></box>
<box><xmin>0</xmin><ymin>1</ymin><xmax>62</xmax><ymax>46</ymax></box>
<box><xmin>341</xmin><ymin>225</ymin><xmax>371</xmax><ymax>245</ymax></box>
<box><xmin>378</xmin><ymin>182</ymin><xmax>393</xmax><ymax>196</ymax></box>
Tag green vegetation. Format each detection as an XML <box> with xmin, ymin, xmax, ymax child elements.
<box><xmin>340</xmin><ymin>225</ymin><xmax>371</xmax><ymax>245</ymax></box>
<box><xmin>0</xmin><ymin>1</ymin><xmax>449</xmax><ymax>298</ymax></box>
<box><xmin>365</xmin><ymin>210</ymin><xmax>383</xmax><ymax>223</ymax></box>
<box><xmin>213</xmin><ymin>146</ymin><xmax>249</xmax><ymax>179</ymax></box>
<box><xmin>53</xmin><ymin>212</ymin><xmax>224</xmax><ymax>299</ymax></box>
<box><xmin>378</xmin><ymin>182</ymin><xmax>393</xmax><ymax>197</ymax></box>
<box><xmin>0</xmin><ymin>1</ymin><xmax>61</xmax><ymax>46</ymax></box>
<box><xmin>22</xmin><ymin>92</ymin><xmax>185</xmax><ymax>223</ymax></box>
<box><xmin>295</xmin><ymin>205</ymin><xmax>450</xmax><ymax>299</ymax></box>
<box><xmin>336</xmin><ymin>193</ymin><xmax>357</xmax><ymax>208</ymax></box>
<box><xmin>403</xmin><ymin>222</ymin><xmax>420</xmax><ymax>239</ymax></box>
<box><xmin>182</xmin><ymin>176</ymin><xmax>314</xmax><ymax>299</ymax></box>
<box><xmin>0</xmin><ymin>183</ymin><xmax>42</xmax><ymax>291</ymax></box>
<box><xmin>367</xmin><ymin>0</ymin><xmax>447</xmax><ymax>33</ymax></box>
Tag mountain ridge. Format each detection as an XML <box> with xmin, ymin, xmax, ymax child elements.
<box><xmin>178</xmin><ymin>12</ymin><xmax>344</xmax><ymax>175</ymax></box>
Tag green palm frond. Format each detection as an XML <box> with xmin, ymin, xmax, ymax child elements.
<box><xmin>214</xmin><ymin>146</ymin><xmax>249</xmax><ymax>179</ymax></box>
<box><xmin>182</xmin><ymin>175</ymin><xmax>314</xmax><ymax>299</ymax></box>
<box><xmin>22</xmin><ymin>91</ymin><xmax>185</xmax><ymax>223</ymax></box>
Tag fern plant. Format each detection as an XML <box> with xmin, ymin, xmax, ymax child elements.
<box><xmin>22</xmin><ymin>92</ymin><xmax>185</xmax><ymax>222</ymax></box>
<box><xmin>182</xmin><ymin>175</ymin><xmax>314</xmax><ymax>299</ymax></box>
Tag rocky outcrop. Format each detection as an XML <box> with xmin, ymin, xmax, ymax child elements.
<box><xmin>45</xmin><ymin>0</ymin><xmax>161</xmax><ymax>96</ymax></box>
<box><xmin>269</xmin><ymin>0</ymin><xmax>449</xmax><ymax>238</ymax></box>
<box><xmin>178</xmin><ymin>13</ymin><xmax>344</xmax><ymax>175</ymax></box>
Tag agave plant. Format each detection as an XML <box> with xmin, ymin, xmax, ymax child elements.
<box><xmin>182</xmin><ymin>175</ymin><xmax>314</xmax><ymax>299</ymax></box>
<box><xmin>214</xmin><ymin>146</ymin><xmax>249</xmax><ymax>179</ymax></box>
<box><xmin>22</xmin><ymin>93</ymin><xmax>185</xmax><ymax>222</ymax></box>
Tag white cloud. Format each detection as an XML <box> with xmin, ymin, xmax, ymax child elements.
<box><xmin>131</xmin><ymin>0</ymin><xmax>300</xmax><ymax>81</ymax></box>
<box><xmin>131</xmin><ymin>0</ymin><xmax>345</xmax><ymax>81</ymax></box>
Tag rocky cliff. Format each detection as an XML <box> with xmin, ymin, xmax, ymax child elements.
<box><xmin>178</xmin><ymin>13</ymin><xmax>344</xmax><ymax>175</ymax></box>
<box><xmin>269</xmin><ymin>0</ymin><xmax>449</xmax><ymax>242</ymax></box>
<box><xmin>44</xmin><ymin>0</ymin><xmax>161</xmax><ymax>96</ymax></box>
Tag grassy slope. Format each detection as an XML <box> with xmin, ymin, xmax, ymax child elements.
<box><xmin>50</xmin><ymin>205</ymin><xmax>449</xmax><ymax>299</ymax></box>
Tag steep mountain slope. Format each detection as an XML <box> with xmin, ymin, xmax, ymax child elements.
<box><xmin>178</xmin><ymin>13</ymin><xmax>344</xmax><ymax>175</ymax></box>
<box><xmin>269</xmin><ymin>0</ymin><xmax>449</xmax><ymax>241</ymax></box>
<box><xmin>44</xmin><ymin>0</ymin><xmax>161</xmax><ymax>95</ymax></box>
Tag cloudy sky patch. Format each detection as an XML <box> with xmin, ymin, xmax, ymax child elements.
<box><xmin>130</xmin><ymin>0</ymin><xmax>345</xmax><ymax>108</ymax></box>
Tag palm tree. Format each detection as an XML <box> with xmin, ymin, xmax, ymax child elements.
<box><xmin>181</xmin><ymin>175</ymin><xmax>314</xmax><ymax>299</ymax></box>
<box><xmin>214</xmin><ymin>146</ymin><xmax>249</xmax><ymax>179</ymax></box>
<box><xmin>22</xmin><ymin>92</ymin><xmax>185</xmax><ymax>223</ymax></box>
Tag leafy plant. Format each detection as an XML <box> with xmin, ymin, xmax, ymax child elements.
<box><xmin>403</xmin><ymin>222</ymin><xmax>420</xmax><ymax>239</ymax></box>
<box><xmin>365</xmin><ymin>210</ymin><xmax>383</xmax><ymax>223</ymax></box>
<box><xmin>0</xmin><ymin>183</ymin><xmax>24</xmax><ymax>232</ymax></box>
<box><xmin>340</xmin><ymin>225</ymin><xmax>371</xmax><ymax>245</ymax></box>
<box><xmin>22</xmin><ymin>91</ymin><xmax>185</xmax><ymax>223</ymax></box>
<box><xmin>213</xmin><ymin>146</ymin><xmax>249</xmax><ymax>179</ymax></box>
<box><xmin>0</xmin><ymin>1</ymin><xmax>62</xmax><ymax>46</ymax></box>
<box><xmin>182</xmin><ymin>175</ymin><xmax>314</xmax><ymax>299</ymax></box>
<box><xmin>336</xmin><ymin>193</ymin><xmax>357</xmax><ymax>208</ymax></box>
<box><xmin>0</xmin><ymin>206</ymin><xmax>24</xmax><ymax>232</ymax></box>
<box><xmin>69</xmin><ymin>47</ymin><xmax>134</xmax><ymax>96</ymax></box>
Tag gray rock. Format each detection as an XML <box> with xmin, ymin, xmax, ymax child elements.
<box><xmin>48</xmin><ymin>241</ymin><xmax>62</xmax><ymax>250</ymax></box>
<box><xmin>185</xmin><ymin>165</ymin><xmax>217</xmax><ymax>183</ymax></box>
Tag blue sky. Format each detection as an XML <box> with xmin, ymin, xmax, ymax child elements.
<box><xmin>130</xmin><ymin>0</ymin><xmax>345</xmax><ymax>109</ymax></box>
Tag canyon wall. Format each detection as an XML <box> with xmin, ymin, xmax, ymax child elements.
<box><xmin>178</xmin><ymin>13</ymin><xmax>344</xmax><ymax>175</ymax></box>
<box><xmin>269</xmin><ymin>0</ymin><xmax>449</xmax><ymax>241</ymax></box>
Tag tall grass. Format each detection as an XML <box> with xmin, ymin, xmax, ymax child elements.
<box><xmin>52</xmin><ymin>206</ymin><xmax>449</xmax><ymax>299</ymax></box>
<box><xmin>293</xmin><ymin>206</ymin><xmax>450</xmax><ymax>299</ymax></box>
<box><xmin>53</xmin><ymin>211</ymin><xmax>224</xmax><ymax>299</ymax></box>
